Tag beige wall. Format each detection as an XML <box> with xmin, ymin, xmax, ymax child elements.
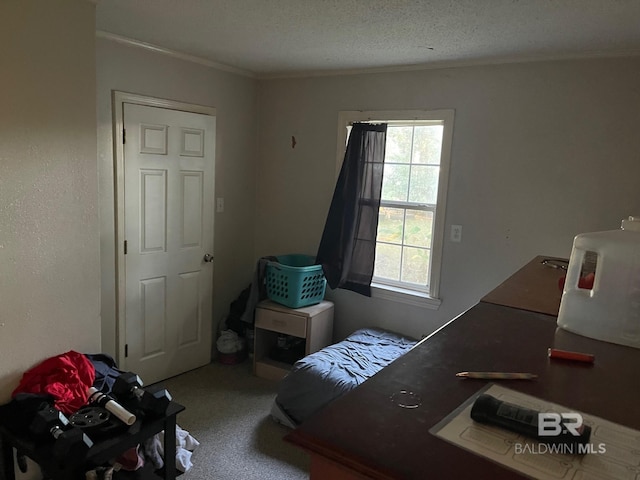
<box><xmin>3</xmin><ymin>0</ymin><xmax>640</xmax><ymax>406</ymax></box>
<box><xmin>96</xmin><ymin>39</ymin><xmax>258</xmax><ymax>359</ymax></box>
<box><xmin>0</xmin><ymin>0</ymin><xmax>100</xmax><ymax>404</ymax></box>
<box><xmin>256</xmin><ymin>58</ymin><xmax>640</xmax><ymax>341</ymax></box>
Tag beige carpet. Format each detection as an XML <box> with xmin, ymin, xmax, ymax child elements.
<box><xmin>159</xmin><ymin>360</ymin><xmax>310</xmax><ymax>480</ymax></box>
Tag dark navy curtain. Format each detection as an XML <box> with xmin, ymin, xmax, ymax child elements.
<box><xmin>316</xmin><ymin>123</ymin><xmax>387</xmax><ymax>296</ymax></box>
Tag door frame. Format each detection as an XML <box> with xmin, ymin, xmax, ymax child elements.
<box><xmin>112</xmin><ymin>91</ymin><xmax>216</xmax><ymax>367</ymax></box>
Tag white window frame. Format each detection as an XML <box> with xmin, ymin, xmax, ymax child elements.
<box><xmin>336</xmin><ymin>109</ymin><xmax>455</xmax><ymax>309</ymax></box>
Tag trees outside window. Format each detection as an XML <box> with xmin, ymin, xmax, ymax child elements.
<box><xmin>337</xmin><ymin>110</ymin><xmax>454</xmax><ymax>307</ymax></box>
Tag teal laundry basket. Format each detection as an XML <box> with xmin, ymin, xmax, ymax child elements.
<box><xmin>265</xmin><ymin>254</ymin><xmax>327</xmax><ymax>309</ymax></box>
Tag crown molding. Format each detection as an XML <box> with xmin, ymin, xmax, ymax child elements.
<box><xmin>96</xmin><ymin>30</ymin><xmax>640</xmax><ymax>81</ymax></box>
<box><xmin>260</xmin><ymin>50</ymin><xmax>640</xmax><ymax>80</ymax></box>
<box><xmin>96</xmin><ymin>30</ymin><xmax>256</xmax><ymax>78</ymax></box>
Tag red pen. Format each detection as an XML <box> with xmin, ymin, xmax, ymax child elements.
<box><xmin>548</xmin><ymin>348</ymin><xmax>595</xmax><ymax>364</ymax></box>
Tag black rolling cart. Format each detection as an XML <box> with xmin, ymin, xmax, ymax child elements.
<box><xmin>0</xmin><ymin>401</ymin><xmax>185</xmax><ymax>480</ymax></box>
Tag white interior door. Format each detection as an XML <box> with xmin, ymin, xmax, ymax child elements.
<box><xmin>122</xmin><ymin>102</ymin><xmax>215</xmax><ymax>384</ymax></box>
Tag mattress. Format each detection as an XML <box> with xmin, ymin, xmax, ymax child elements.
<box><xmin>272</xmin><ymin>327</ymin><xmax>417</xmax><ymax>426</ymax></box>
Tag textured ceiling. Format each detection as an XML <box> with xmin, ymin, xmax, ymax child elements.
<box><xmin>95</xmin><ymin>0</ymin><xmax>640</xmax><ymax>77</ymax></box>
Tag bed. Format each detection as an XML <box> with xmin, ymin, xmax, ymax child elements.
<box><xmin>270</xmin><ymin>327</ymin><xmax>418</xmax><ymax>428</ymax></box>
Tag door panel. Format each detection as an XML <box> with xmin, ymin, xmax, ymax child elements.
<box><xmin>140</xmin><ymin>169</ymin><xmax>167</xmax><ymax>253</ymax></box>
<box><xmin>178</xmin><ymin>271</ymin><xmax>201</xmax><ymax>345</ymax></box>
<box><xmin>141</xmin><ymin>276</ymin><xmax>166</xmax><ymax>356</ymax></box>
<box><xmin>123</xmin><ymin>103</ymin><xmax>215</xmax><ymax>384</ymax></box>
<box><xmin>181</xmin><ymin>172</ymin><xmax>203</xmax><ymax>247</ymax></box>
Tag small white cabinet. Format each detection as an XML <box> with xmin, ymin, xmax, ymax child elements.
<box><xmin>253</xmin><ymin>299</ymin><xmax>334</xmax><ymax>380</ymax></box>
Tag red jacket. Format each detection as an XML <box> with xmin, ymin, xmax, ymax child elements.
<box><xmin>12</xmin><ymin>350</ymin><xmax>95</xmax><ymax>415</ymax></box>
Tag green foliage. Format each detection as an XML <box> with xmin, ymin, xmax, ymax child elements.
<box><xmin>374</xmin><ymin>124</ymin><xmax>442</xmax><ymax>285</ymax></box>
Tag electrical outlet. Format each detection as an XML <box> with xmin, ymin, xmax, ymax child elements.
<box><xmin>451</xmin><ymin>225</ymin><xmax>462</xmax><ymax>243</ymax></box>
<box><xmin>216</xmin><ymin>197</ymin><xmax>224</xmax><ymax>213</ymax></box>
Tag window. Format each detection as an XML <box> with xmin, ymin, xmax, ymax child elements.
<box><xmin>337</xmin><ymin>110</ymin><xmax>454</xmax><ymax>308</ymax></box>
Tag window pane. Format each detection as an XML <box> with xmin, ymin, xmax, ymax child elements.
<box><xmin>408</xmin><ymin>165</ymin><xmax>439</xmax><ymax>204</ymax></box>
<box><xmin>381</xmin><ymin>164</ymin><xmax>409</xmax><ymax>202</ymax></box>
<box><xmin>377</xmin><ymin>207</ymin><xmax>404</xmax><ymax>244</ymax></box>
<box><xmin>385</xmin><ymin>126</ymin><xmax>412</xmax><ymax>164</ymax></box>
<box><xmin>374</xmin><ymin>243</ymin><xmax>401</xmax><ymax>281</ymax></box>
<box><xmin>412</xmin><ymin>126</ymin><xmax>443</xmax><ymax>165</ymax></box>
<box><xmin>401</xmin><ymin>246</ymin><xmax>430</xmax><ymax>285</ymax></box>
<box><xmin>404</xmin><ymin>210</ymin><xmax>433</xmax><ymax>248</ymax></box>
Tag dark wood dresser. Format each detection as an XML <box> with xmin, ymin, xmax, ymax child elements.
<box><xmin>285</xmin><ymin>256</ymin><xmax>640</xmax><ymax>479</ymax></box>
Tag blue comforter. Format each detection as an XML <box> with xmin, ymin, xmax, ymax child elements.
<box><xmin>275</xmin><ymin>328</ymin><xmax>417</xmax><ymax>425</ymax></box>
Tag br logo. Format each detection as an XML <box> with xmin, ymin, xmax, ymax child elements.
<box><xmin>538</xmin><ymin>413</ymin><xmax>584</xmax><ymax>436</ymax></box>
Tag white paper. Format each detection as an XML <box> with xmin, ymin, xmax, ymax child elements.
<box><xmin>430</xmin><ymin>384</ymin><xmax>640</xmax><ymax>480</ymax></box>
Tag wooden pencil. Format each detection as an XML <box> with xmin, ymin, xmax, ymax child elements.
<box><xmin>455</xmin><ymin>371</ymin><xmax>538</xmax><ymax>380</ymax></box>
